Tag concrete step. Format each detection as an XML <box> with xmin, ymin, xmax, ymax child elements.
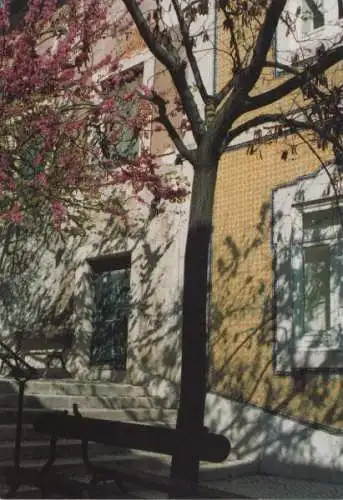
<box><xmin>0</xmin><ymin>379</ymin><xmax>147</xmax><ymax>398</ymax></box>
<box><xmin>0</xmin><ymin>393</ymin><xmax>175</xmax><ymax>411</ymax></box>
<box><xmin>0</xmin><ymin>407</ymin><xmax>177</xmax><ymax>425</ymax></box>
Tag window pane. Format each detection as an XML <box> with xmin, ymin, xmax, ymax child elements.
<box><xmin>102</xmin><ymin>65</ymin><xmax>143</xmax><ymax>161</ymax></box>
<box><xmin>303</xmin><ymin>207</ymin><xmax>342</xmax><ymax>242</ymax></box>
<box><xmin>90</xmin><ymin>268</ymin><xmax>130</xmax><ymax>369</ymax></box>
<box><xmin>304</xmin><ymin>245</ymin><xmax>330</xmax><ymax>333</ymax></box>
<box><xmin>302</xmin><ymin>0</ymin><xmax>325</xmax><ymax>32</ymax></box>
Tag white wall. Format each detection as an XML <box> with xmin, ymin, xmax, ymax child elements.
<box><xmin>204</xmin><ymin>391</ymin><xmax>343</xmax><ymax>484</ymax></box>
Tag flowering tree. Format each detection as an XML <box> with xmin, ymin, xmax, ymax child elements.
<box><xmin>1</xmin><ymin>0</ymin><xmax>343</xmax><ymax>497</ymax></box>
<box><xmin>0</xmin><ymin>0</ymin><xmax>185</xmax><ymax>230</ymax></box>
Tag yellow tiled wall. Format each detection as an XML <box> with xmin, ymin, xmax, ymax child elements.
<box><xmin>211</xmin><ymin>131</ymin><xmax>343</xmax><ymax>428</ymax></box>
<box><xmin>212</xmin><ymin>13</ymin><xmax>343</xmax><ymax>427</ymax></box>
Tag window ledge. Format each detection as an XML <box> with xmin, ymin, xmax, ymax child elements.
<box><xmin>302</xmin><ymin>18</ymin><xmax>343</xmax><ymax>39</ymax></box>
<box><xmin>294</xmin><ymin>21</ymin><xmax>343</xmax><ymax>61</ymax></box>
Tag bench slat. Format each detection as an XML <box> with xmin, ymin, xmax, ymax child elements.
<box><xmin>34</xmin><ymin>412</ymin><xmax>230</xmax><ymax>463</ymax></box>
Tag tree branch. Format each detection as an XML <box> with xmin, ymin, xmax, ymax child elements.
<box><xmin>246</xmin><ymin>46</ymin><xmax>343</xmax><ymax>112</ymax></box>
<box><xmin>242</xmin><ymin>0</ymin><xmax>288</xmax><ymax>93</ymax></box>
<box><xmin>295</xmin><ymin>129</ymin><xmax>341</xmax><ymax>204</ymax></box>
<box><xmin>122</xmin><ymin>0</ymin><xmax>205</xmax><ymax>144</ymax></box>
<box><xmin>213</xmin><ymin>77</ymin><xmax>234</xmax><ymax>106</ymax></box>
<box><xmin>170</xmin><ymin>0</ymin><xmax>208</xmax><ymax>103</ymax></box>
<box><xmin>121</xmin><ymin>0</ymin><xmax>179</xmax><ymax>70</ymax></box>
<box><xmin>143</xmin><ymin>91</ymin><xmax>196</xmax><ymax>165</ymax></box>
<box><xmin>213</xmin><ymin>8</ymin><xmax>242</xmax><ymax>106</ymax></box>
<box><xmin>210</xmin><ymin>0</ymin><xmax>288</xmax><ymax>152</ymax></box>
<box><xmin>264</xmin><ymin>60</ymin><xmax>300</xmax><ymax>76</ymax></box>
<box><xmin>224</xmin><ymin>112</ymin><xmax>321</xmax><ymax>150</ymax></box>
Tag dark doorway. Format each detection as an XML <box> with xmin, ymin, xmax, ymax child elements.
<box><xmin>88</xmin><ymin>253</ymin><xmax>131</xmax><ymax>370</ymax></box>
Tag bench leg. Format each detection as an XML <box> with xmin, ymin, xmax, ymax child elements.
<box><xmin>81</xmin><ymin>440</ymin><xmax>130</xmax><ymax>496</ymax></box>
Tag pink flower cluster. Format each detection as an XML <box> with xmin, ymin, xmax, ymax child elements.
<box><xmin>0</xmin><ymin>0</ymin><xmax>188</xmax><ymax>228</ymax></box>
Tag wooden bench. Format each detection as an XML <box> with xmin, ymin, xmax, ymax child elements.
<box><xmin>14</xmin><ymin>328</ymin><xmax>73</xmax><ymax>376</ymax></box>
<box><xmin>5</xmin><ymin>408</ymin><xmax>231</xmax><ymax>498</ymax></box>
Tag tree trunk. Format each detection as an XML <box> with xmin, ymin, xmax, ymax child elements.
<box><xmin>169</xmin><ymin>157</ymin><xmax>218</xmax><ymax>498</ymax></box>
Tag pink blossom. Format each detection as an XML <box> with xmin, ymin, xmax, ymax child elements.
<box><xmin>100</xmin><ymin>97</ymin><xmax>115</xmax><ymax>112</ymax></box>
<box><xmin>36</xmin><ymin>172</ymin><xmax>48</xmax><ymax>186</ymax></box>
<box><xmin>138</xmin><ymin>84</ymin><xmax>153</xmax><ymax>98</ymax></box>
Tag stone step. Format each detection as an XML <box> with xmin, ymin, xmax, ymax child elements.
<box><xmin>0</xmin><ymin>393</ymin><xmax>175</xmax><ymax>411</ymax></box>
<box><xmin>0</xmin><ymin>379</ymin><xmax>147</xmax><ymax>398</ymax></box>
<box><xmin>0</xmin><ymin>407</ymin><xmax>177</xmax><ymax>425</ymax></box>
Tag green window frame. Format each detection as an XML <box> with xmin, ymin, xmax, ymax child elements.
<box><xmin>292</xmin><ymin>207</ymin><xmax>343</xmax><ymax>353</ymax></box>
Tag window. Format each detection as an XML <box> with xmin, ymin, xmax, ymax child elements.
<box><xmin>273</xmin><ymin>164</ymin><xmax>343</xmax><ymax>372</ymax></box>
<box><xmin>292</xmin><ymin>208</ymin><xmax>343</xmax><ymax>351</ymax></box>
<box><xmin>88</xmin><ymin>253</ymin><xmax>131</xmax><ymax>370</ymax></box>
<box><xmin>20</xmin><ymin>137</ymin><xmax>46</xmax><ymax>180</ymax></box>
<box><xmin>302</xmin><ymin>0</ymin><xmax>325</xmax><ymax>33</ymax></box>
<box><xmin>95</xmin><ymin>51</ymin><xmax>154</xmax><ymax>163</ymax></box>
<box><xmin>101</xmin><ymin>64</ymin><xmax>144</xmax><ymax>161</ymax></box>
<box><xmin>6</xmin><ymin>0</ymin><xmax>66</xmax><ymax>29</ymax></box>
<box><xmin>276</xmin><ymin>0</ymin><xmax>343</xmax><ymax>65</ymax></box>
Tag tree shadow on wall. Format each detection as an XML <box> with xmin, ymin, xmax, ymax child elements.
<box><xmin>0</xmin><ymin>200</ymin><xmax>184</xmax><ymax>409</ymax></box>
<box><xmin>207</xmin><ymin>199</ymin><xmax>343</xmax><ymax>485</ymax></box>
<box><xmin>0</xmin><ymin>214</ymin><xmax>129</xmax><ymax>377</ymax></box>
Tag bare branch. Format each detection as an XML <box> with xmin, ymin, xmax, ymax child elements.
<box><xmin>243</xmin><ymin>0</ymin><xmax>288</xmax><ymax>93</ymax></box>
<box><xmin>264</xmin><ymin>60</ymin><xmax>300</xmax><ymax>76</ymax></box>
<box><xmin>170</xmin><ymin>0</ymin><xmax>208</xmax><ymax>103</ymax></box>
<box><xmin>122</xmin><ymin>0</ymin><xmax>205</xmax><ymax>144</ymax></box>
<box><xmin>222</xmin><ymin>9</ymin><xmax>242</xmax><ymax>70</ymax></box>
<box><xmin>224</xmin><ymin>112</ymin><xmax>322</xmax><ymax>150</ymax></box>
<box><xmin>213</xmin><ymin>77</ymin><xmax>235</xmax><ymax>106</ymax></box>
<box><xmin>143</xmin><ymin>91</ymin><xmax>196</xmax><ymax>165</ymax></box>
<box><xmin>210</xmin><ymin>0</ymin><xmax>288</xmax><ymax>152</ymax></box>
<box><xmin>121</xmin><ymin>0</ymin><xmax>179</xmax><ymax>70</ymax></box>
<box><xmin>247</xmin><ymin>46</ymin><xmax>343</xmax><ymax>112</ymax></box>
<box><xmin>295</xmin><ymin>129</ymin><xmax>341</xmax><ymax>205</ymax></box>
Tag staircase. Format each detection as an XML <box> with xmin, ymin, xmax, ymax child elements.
<box><xmin>0</xmin><ymin>377</ymin><xmax>178</xmax><ymax>497</ymax></box>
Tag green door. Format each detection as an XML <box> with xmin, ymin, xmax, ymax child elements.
<box><xmin>90</xmin><ymin>269</ymin><xmax>130</xmax><ymax>369</ymax></box>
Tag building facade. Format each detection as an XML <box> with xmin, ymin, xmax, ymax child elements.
<box><xmin>2</xmin><ymin>0</ymin><xmax>343</xmax><ymax>481</ymax></box>
<box><xmin>0</xmin><ymin>0</ymin><xmax>216</xmax><ymax>403</ymax></box>
<box><xmin>209</xmin><ymin>0</ymin><xmax>343</xmax><ymax>481</ymax></box>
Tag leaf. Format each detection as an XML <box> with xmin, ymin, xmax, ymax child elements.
<box><xmin>281</xmin><ymin>150</ymin><xmax>288</xmax><ymax>161</ymax></box>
